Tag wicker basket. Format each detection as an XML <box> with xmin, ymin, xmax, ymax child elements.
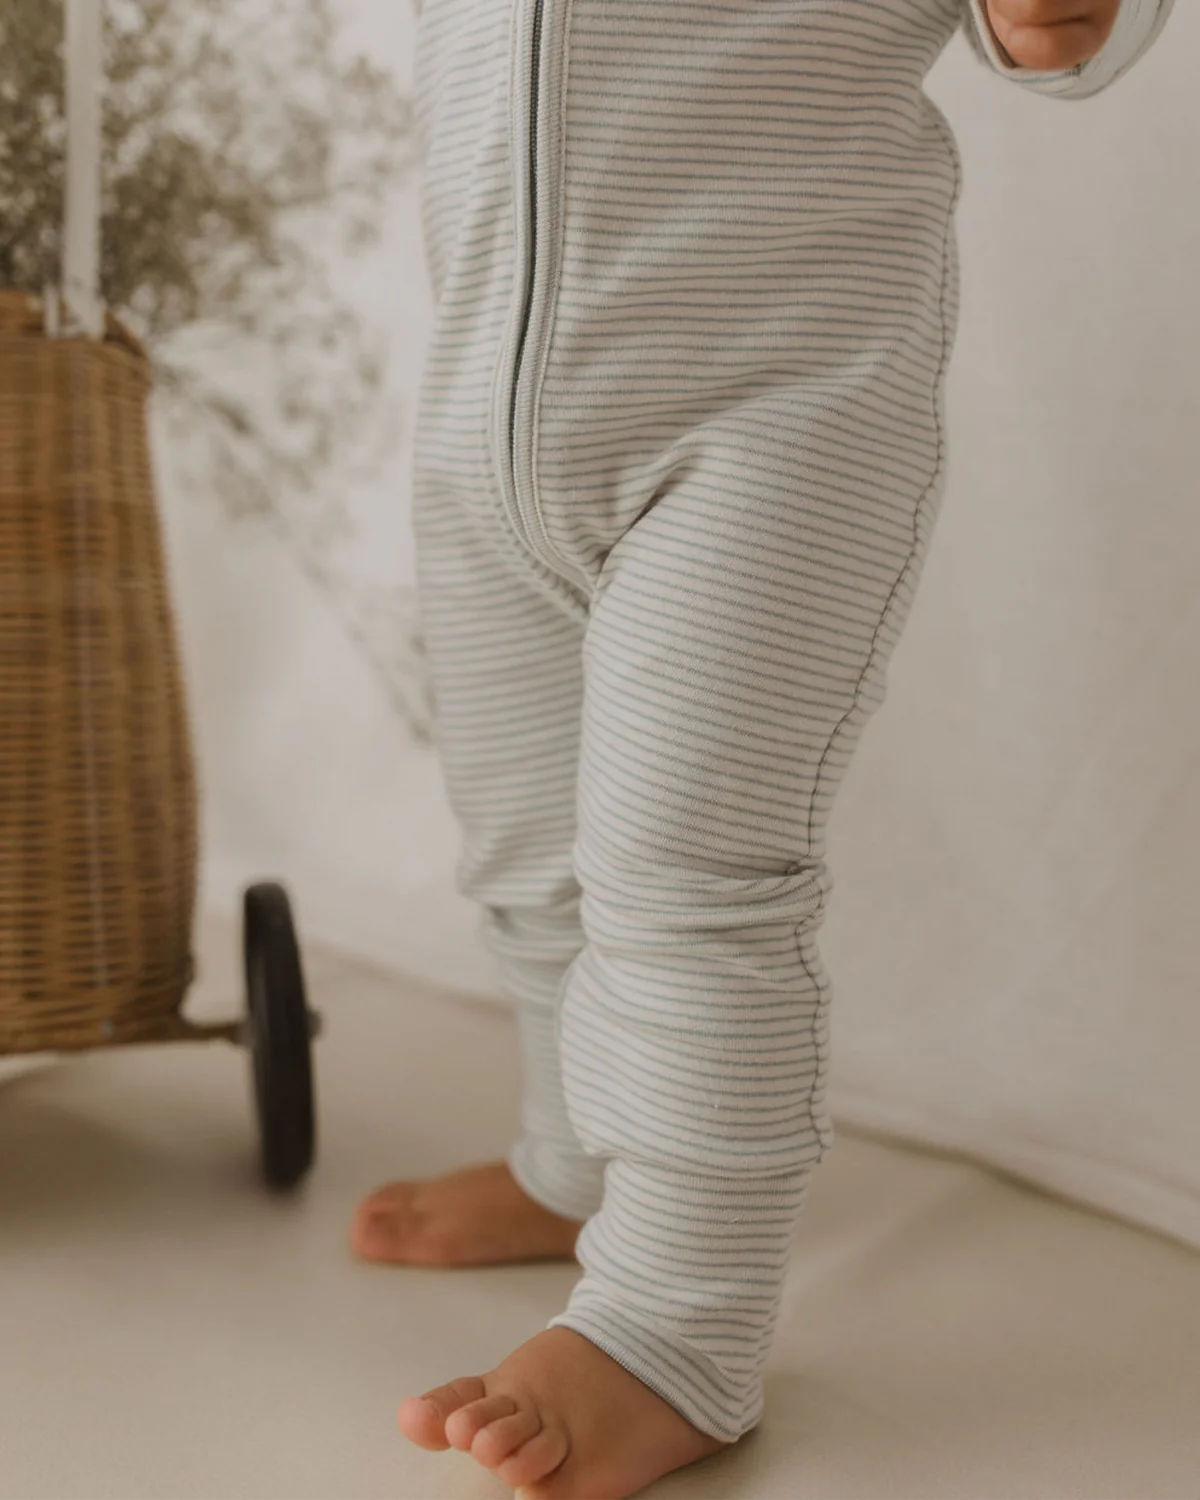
<box><xmin>0</xmin><ymin>288</ymin><xmax>198</xmax><ymax>1055</ymax></box>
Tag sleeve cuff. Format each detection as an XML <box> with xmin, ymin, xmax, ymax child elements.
<box><xmin>962</xmin><ymin>0</ymin><xmax>1175</xmax><ymax>99</ymax></box>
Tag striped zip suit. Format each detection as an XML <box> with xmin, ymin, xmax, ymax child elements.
<box><xmin>408</xmin><ymin>0</ymin><xmax>1172</xmax><ymax>1443</ymax></box>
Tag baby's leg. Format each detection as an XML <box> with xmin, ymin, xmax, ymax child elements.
<box><xmin>384</xmin><ymin>0</ymin><xmax>963</xmax><ymax>1487</ymax></box>
<box><xmin>400</xmin><ymin>368</ymin><xmax>958</xmax><ymax>1497</ymax></box>
<box><xmin>547</xmin><ymin>460</ymin><xmax>920</xmax><ymax>1439</ymax></box>
<box><xmin>351</xmin><ymin>500</ymin><xmax>606</xmax><ymax>1266</ymax></box>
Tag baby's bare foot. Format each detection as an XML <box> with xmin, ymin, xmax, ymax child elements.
<box><xmin>399</xmin><ymin>1326</ymin><xmax>731</xmax><ymax>1498</ymax></box>
<box><xmin>350</xmin><ymin>1161</ymin><xmax>583</xmax><ymax>1267</ymax></box>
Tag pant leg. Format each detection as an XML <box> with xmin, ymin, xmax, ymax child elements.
<box><xmin>410</xmin><ymin>0</ymin><xmax>607</xmax><ymax>1223</ymax></box>
<box><xmin>517</xmin><ymin>0</ymin><xmax>966</xmax><ymax>1444</ymax></box>
<box><xmin>544</xmin><ymin>251</ymin><xmax>960</xmax><ymax>1441</ymax></box>
<box><xmin>410</xmin><ymin>482</ymin><xmax>606</xmax><ymax>1223</ymax></box>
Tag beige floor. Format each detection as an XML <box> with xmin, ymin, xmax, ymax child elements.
<box><xmin>3</xmin><ymin>918</ymin><xmax>1199</xmax><ymax>1500</ymax></box>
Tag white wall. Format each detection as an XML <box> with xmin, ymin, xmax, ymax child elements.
<box><xmin>823</xmin><ymin>9</ymin><xmax>1200</xmax><ymax>1248</ymax></box>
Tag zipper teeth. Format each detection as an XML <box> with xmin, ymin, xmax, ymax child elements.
<box><xmin>509</xmin><ymin>0</ymin><xmax>543</xmax><ymax>467</ymax></box>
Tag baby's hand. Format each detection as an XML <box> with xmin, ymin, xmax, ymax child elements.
<box><xmin>982</xmin><ymin>0</ymin><xmax>1121</xmax><ymax>69</ymax></box>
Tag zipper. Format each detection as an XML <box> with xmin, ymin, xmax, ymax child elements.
<box><xmin>509</xmin><ymin>0</ymin><xmax>544</xmax><ymax>484</ymax></box>
<box><xmin>505</xmin><ymin>0</ymin><xmax>588</xmax><ymax>593</ymax></box>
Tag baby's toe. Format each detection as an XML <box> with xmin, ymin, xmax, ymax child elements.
<box><xmin>444</xmin><ymin>1393</ymin><xmax>520</xmax><ymax>1451</ymax></box>
<box><xmin>351</xmin><ymin>1189</ymin><xmax>412</xmax><ymax>1258</ymax></box>
<box><xmin>494</xmin><ymin>1422</ymin><xmax>570</xmax><ymax>1491</ymax></box>
<box><xmin>470</xmin><ymin>1405</ymin><xmax>543</xmax><ymax>1468</ymax></box>
<box><xmin>398</xmin><ymin>1375</ymin><xmax>488</xmax><ymax>1448</ymax></box>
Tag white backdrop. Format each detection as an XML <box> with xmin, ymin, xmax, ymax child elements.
<box><xmin>164</xmin><ymin>3</ymin><xmax>1200</xmax><ymax>1244</ymax></box>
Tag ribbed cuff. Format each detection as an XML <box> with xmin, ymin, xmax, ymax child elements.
<box><xmin>962</xmin><ymin>0</ymin><xmax>1174</xmax><ymax>99</ymax></box>
<box><xmin>548</xmin><ymin>1296</ymin><xmax>761</xmax><ymax>1444</ymax></box>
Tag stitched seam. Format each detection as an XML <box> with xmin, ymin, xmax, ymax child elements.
<box><xmin>804</xmin><ymin>169</ymin><xmax>959</xmax><ymax>850</ymax></box>
<box><xmin>798</xmin><ymin>146</ymin><xmax>959</xmax><ymax>1156</ymax></box>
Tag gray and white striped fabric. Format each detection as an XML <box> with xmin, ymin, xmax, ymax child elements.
<box><xmin>409</xmin><ymin>0</ymin><xmax>1170</xmax><ymax>1444</ymax></box>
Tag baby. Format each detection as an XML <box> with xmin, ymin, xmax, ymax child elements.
<box><xmin>351</xmin><ymin>0</ymin><xmax>1171</xmax><ymax>1495</ymax></box>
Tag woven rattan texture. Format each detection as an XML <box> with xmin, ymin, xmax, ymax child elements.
<box><xmin>0</xmin><ymin>290</ymin><xmax>197</xmax><ymax>1054</ymax></box>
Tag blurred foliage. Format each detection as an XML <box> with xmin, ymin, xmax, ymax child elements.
<box><xmin>0</xmin><ymin>0</ymin><xmax>433</xmax><ymax>742</ymax></box>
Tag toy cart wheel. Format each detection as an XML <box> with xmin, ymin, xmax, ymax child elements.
<box><xmin>244</xmin><ymin>882</ymin><xmax>316</xmax><ymax>1190</ymax></box>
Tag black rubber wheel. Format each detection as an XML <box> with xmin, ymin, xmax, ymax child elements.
<box><xmin>244</xmin><ymin>882</ymin><xmax>316</xmax><ymax>1190</ymax></box>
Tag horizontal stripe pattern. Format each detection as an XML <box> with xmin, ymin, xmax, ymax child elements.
<box><xmin>411</xmin><ymin>0</ymin><xmax>965</xmax><ymax>1443</ymax></box>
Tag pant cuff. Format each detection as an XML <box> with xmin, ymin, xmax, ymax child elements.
<box><xmin>547</xmin><ymin>1293</ymin><xmax>763</xmax><ymax>1443</ymax></box>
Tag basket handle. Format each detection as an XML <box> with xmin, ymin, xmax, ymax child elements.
<box><xmin>52</xmin><ymin>0</ymin><xmax>105</xmax><ymax>339</ymax></box>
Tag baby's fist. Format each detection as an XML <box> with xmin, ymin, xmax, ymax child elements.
<box><xmin>982</xmin><ymin>0</ymin><xmax>1120</xmax><ymax>69</ymax></box>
